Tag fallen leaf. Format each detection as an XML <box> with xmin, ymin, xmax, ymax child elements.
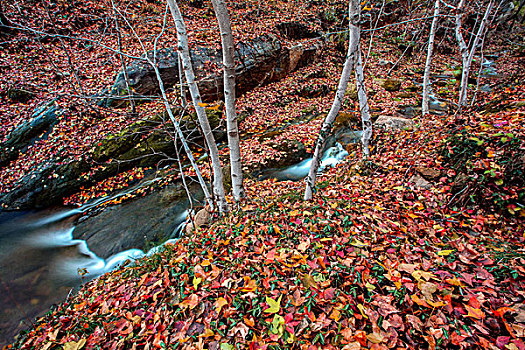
<box><xmin>265</xmin><ymin>294</ymin><xmax>282</xmax><ymax>314</ymax></box>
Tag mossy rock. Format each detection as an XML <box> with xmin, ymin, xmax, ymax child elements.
<box><xmin>258</xmin><ymin>130</ymin><xmax>283</xmax><ymax>142</ymax></box>
<box><xmin>222</xmin><ymin>162</ymin><xmax>232</xmax><ymax>193</ymax></box>
<box><xmin>381</xmin><ymin>78</ymin><xmax>402</xmax><ymax>92</ymax></box>
<box><xmin>93</xmin><ymin>106</ymin><xmax>225</xmax><ymax>164</ymax></box>
<box><xmin>345</xmin><ymin>83</ymin><xmax>358</xmax><ymax>100</ymax></box>
<box><xmin>334</xmin><ymin>112</ymin><xmax>360</xmax><ymax>129</ymax></box>
<box><xmin>397</xmin><ymin>92</ymin><xmax>414</xmax><ymax>99</ymax></box>
<box><xmin>7</xmin><ymin>86</ymin><xmax>36</xmax><ymax>103</ymax></box>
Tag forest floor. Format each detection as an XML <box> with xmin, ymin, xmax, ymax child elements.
<box><xmin>2</xmin><ymin>0</ymin><xmax>525</xmax><ymax>349</ymax></box>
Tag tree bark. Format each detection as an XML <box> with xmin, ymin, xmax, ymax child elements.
<box><xmin>422</xmin><ymin>0</ymin><xmax>440</xmax><ymax>115</ymax></box>
<box><xmin>210</xmin><ymin>0</ymin><xmax>245</xmax><ymax>203</ymax></box>
<box><xmin>455</xmin><ymin>0</ymin><xmax>468</xmax><ymax>68</ymax></box>
<box><xmin>458</xmin><ymin>0</ymin><xmax>494</xmax><ymax>107</ymax></box>
<box><xmin>167</xmin><ymin>0</ymin><xmax>228</xmax><ymax>213</ymax></box>
<box><xmin>354</xmin><ymin>46</ymin><xmax>372</xmax><ymax>156</ymax></box>
<box><xmin>304</xmin><ymin>0</ymin><xmax>360</xmax><ymax>201</ymax></box>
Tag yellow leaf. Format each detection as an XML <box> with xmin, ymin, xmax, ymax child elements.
<box><xmin>273</xmin><ymin>225</ymin><xmax>281</xmax><ymax>234</ymax></box>
<box><xmin>412</xmin><ymin>270</ymin><xmax>435</xmax><ymax>282</ymax></box>
<box><xmin>290</xmin><ymin>209</ymin><xmax>300</xmax><ymax>217</ymax></box>
<box><xmin>365</xmin><ymin>282</ymin><xmax>376</xmax><ymax>291</ymax></box>
<box><xmin>329</xmin><ymin>308</ymin><xmax>341</xmax><ymax>321</ymax></box>
<box><xmin>199</xmin><ymin>328</ymin><xmax>215</xmax><ymax>338</ymax></box>
<box><xmin>411</xmin><ymin>294</ymin><xmax>430</xmax><ymax>308</ymax></box>
<box><xmin>264</xmin><ymin>295</ymin><xmax>282</xmax><ymax>314</ymax></box>
<box><xmin>427</xmin><ymin>300</ymin><xmax>445</xmax><ymax>308</ymax></box>
<box><xmin>63</xmin><ymin>339</ymin><xmax>86</xmax><ymax>350</ymax></box>
<box><xmin>198</xmin><ymin>102</ymin><xmax>209</xmax><ymax>107</ymax></box>
<box><xmin>239</xmin><ymin>276</ymin><xmax>257</xmax><ymax>292</ymax></box>
<box><xmin>193</xmin><ymin>277</ymin><xmax>202</xmax><ymax>289</ymax></box>
<box><xmin>201</xmin><ymin>259</ymin><xmax>211</xmax><ymax>266</ymax></box>
<box><xmin>351</xmin><ymin>238</ymin><xmax>368</xmax><ymax>247</ymax></box>
<box><xmin>437</xmin><ymin>250</ymin><xmax>454</xmax><ymax>256</ymax></box>
<box><xmin>445</xmin><ymin>277</ymin><xmax>464</xmax><ymax>286</ymax></box>
<box><xmin>303</xmin><ymin>210</ymin><xmax>313</xmax><ymax>216</ymax></box>
<box><xmin>357</xmin><ymin>304</ymin><xmax>369</xmax><ymax>319</ymax></box>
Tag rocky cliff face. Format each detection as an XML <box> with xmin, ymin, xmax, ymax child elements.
<box><xmin>102</xmin><ymin>34</ymin><xmax>322</xmax><ymax>107</ymax></box>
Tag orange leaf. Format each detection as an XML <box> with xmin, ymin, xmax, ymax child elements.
<box><xmin>180</xmin><ymin>293</ymin><xmax>200</xmax><ymax>310</ymax></box>
<box><xmin>494</xmin><ymin>306</ymin><xmax>515</xmax><ymax>318</ymax></box>
<box><xmin>464</xmin><ymin>305</ymin><xmax>485</xmax><ymax>319</ymax></box>
<box><xmin>244</xmin><ymin>315</ymin><xmax>255</xmax><ymax>328</ymax></box>
<box><xmin>411</xmin><ymin>294</ymin><xmax>430</xmax><ymax>308</ymax></box>
<box><xmin>215</xmin><ymin>297</ymin><xmax>228</xmax><ymax>314</ymax></box>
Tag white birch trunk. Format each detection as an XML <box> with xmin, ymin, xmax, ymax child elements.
<box><xmin>304</xmin><ymin>0</ymin><xmax>360</xmax><ymax>201</ymax></box>
<box><xmin>458</xmin><ymin>0</ymin><xmax>494</xmax><ymax>107</ymax></box>
<box><xmin>210</xmin><ymin>0</ymin><xmax>245</xmax><ymax>202</ymax></box>
<box><xmin>177</xmin><ymin>53</ymin><xmax>187</xmax><ymax>109</ymax></box>
<box><xmin>455</xmin><ymin>0</ymin><xmax>468</xmax><ymax>67</ymax></box>
<box><xmin>167</xmin><ymin>0</ymin><xmax>229</xmax><ymax>213</ymax></box>
<box><xmin>354</xmin><ymin>46</ymin><xmax>372</xmax><ymax>156</ymax></box>
<box><xmin>422</xmin><ymin>0</ymin><xmax>440</xmax><ymax>115</ymax></box>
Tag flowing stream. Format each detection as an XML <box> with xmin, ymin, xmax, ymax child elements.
<box><xmin>0</xmin><ymin>141</ymin><xmax>350</xmax><ymax>345</ymax></box>
<box><xmin>0</xmin><ymin>190</ymin><xmax>187</xmax><ymax>345</ymax></box>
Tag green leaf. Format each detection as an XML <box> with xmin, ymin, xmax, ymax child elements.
<box><xmin>220</xmin><ymin>344</ymin><xmax>234</xmax><ymax>350</ymax></box>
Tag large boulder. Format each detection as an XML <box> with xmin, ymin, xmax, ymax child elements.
<box><xmin>0</xmin><ymin>159</ymin><xmax>92</xmax><ymax>210</ymax></box>
<box><xmin>375</xmin><ymin>115</ymin><xmax>415</xmax><ymax>131</ymax></box>
<box><xmin>102</xmin><ymin>34</ymin><xmax>322</xmax><ymax>107</ymax></box>
<box><xmin>0</xmin><ymin>101</ymin><xmax>62</xmax><ymax>168</ymax></box>
<box><xmin>0</xmin><ymin>108</ymin><xmax>225</xmax><ymax>210</ymax></box>
<box><xmin>73</xmin><ymin>182</ymin><xmax>197</xmax><ymax>259</ymax></box>
<box><xmin>381</xmin><ymin>78</ymin><xmax>402</xmax><ymax>92</ymax></box>
<box><xmin>7</xmin><ymin>86</ymin><xmax>36</xmax><ymax>103</ymax></box>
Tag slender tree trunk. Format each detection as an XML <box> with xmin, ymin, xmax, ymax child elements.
<box><xmin>422</xmin><ymin>0</ymin><xmax>440</xmax><ymax>115</ymax></box>
<box><xmin>210</xmin><ymin>0</ymin><xmax>245</xmax><ymax>202</ymax></box>
<box><xmin>458</xmin><ymin>0</ymin><xmax>494</xmax><ymax>107</ymax></box>
<box><xmin>354</xmin><ymin>46</ymin><xmax>372</xmax><ymax>156</ymax></box>
<box><xmin>304</xmin><ymin>0</ymin><xmax>360</xmax><ymax>201</ymax></box>
<box><xmin>166</xmin><ymin>0</ymin><xmax>228</xmax><ymax>213</ymax></box>
<box><xmin>455</xmin><ymin>0</ymin><xmax>468</xmax><ymax>67</ymax></box>
<box><xmin>177</xmin><ymin>53</ymin><xmax>187</xmax><ymax>109</ymax></box>
<box><xmin>150</xmin><ymin>62</ymin><xmax>214</xmax><ymax>210</ymax></box>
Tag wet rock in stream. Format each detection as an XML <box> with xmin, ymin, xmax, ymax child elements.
<box><xmin>73</xmin><ymin>182</ymin><xmax>198</xmax><ymax>259</ymax></box>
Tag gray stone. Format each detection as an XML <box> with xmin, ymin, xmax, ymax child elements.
<box><xmin>0</xmin><ymin>101</ymin><xmax>62</xmax><ymax>168</ymax></box>
<box><xmin>409</xmin><ymin>174</ymin><xmax>431</xmax><ymax>189</ymax></box>
<box><xmin>73</xmin><ymin>183</ymin><xmax>196</xmax><ymax>259</ymax></box>
<box><xmin>374</xmin><ymin>115</ymin><xmax>415</xmax><ymax>131</ymax></box>
<box><xmin>103</xmin><ymin>34</ymin><xmax>323</xmax><ymax>107</ymax></box>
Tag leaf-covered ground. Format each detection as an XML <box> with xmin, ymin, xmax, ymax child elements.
<box><xmin>2</xmin><ymin>1</ymin><xmax>525</xmax><ymax>349</ymax></box>
<box><xmin>11</xmin><ymin>103</ymin><xmax>525</xmax><ymax>349</ymax></box>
